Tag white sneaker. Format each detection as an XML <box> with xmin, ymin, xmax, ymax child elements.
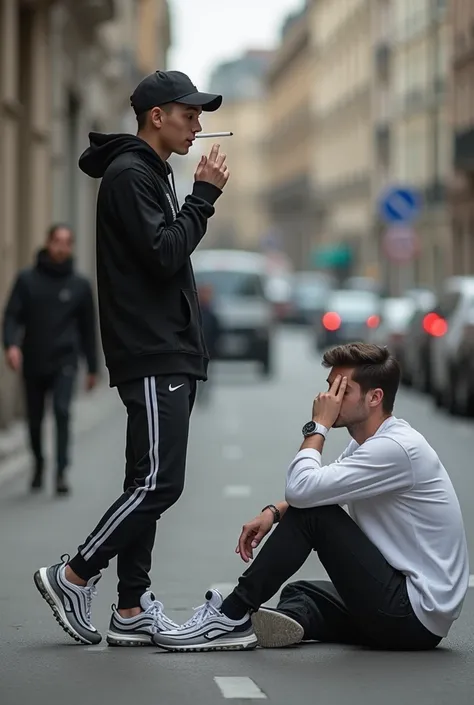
<box><xmin>153</xmin><ymin>589</ymin><xmax>258</xmax><ymax>652</ymax></box>
<box><xmin>34</xmin><ymin>556</ymin><xmax>101</xmax><ymax>645</ymax></box>
<box><xmin>107</xmin><ymin>591</ymin><xmax>178</xmax><ymax>646</ymax></box>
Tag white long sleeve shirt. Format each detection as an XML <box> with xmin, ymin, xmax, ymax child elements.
<box><xmin>285</xmin><ymin>416</ymin><xmax>469</xmax><ymax>637</ymax></box>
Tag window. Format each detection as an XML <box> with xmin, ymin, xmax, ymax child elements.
<box><xmin>194</xmin><ymin>271</ymin><xmax>265</xmax><ymax>298</ymax></box>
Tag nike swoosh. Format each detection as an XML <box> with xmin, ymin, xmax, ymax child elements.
<box><xmin>169</xmin><ymin>384</ymin><xmax>185</xmax><ymax>392</ymax></box>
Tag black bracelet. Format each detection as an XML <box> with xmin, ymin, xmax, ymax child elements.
<box><xmin>261</xmin><ymin>504</ymin><xmax>281</xmax><ymax>524</ymax></box>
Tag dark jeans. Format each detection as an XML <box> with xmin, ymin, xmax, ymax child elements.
<box><xmin>225</xmin><ymin>505</ymin><xmax>442</xmax><ymax>651</ymax></box>
<box><xmin>24</xmin><ymin>367</ymin><xmax>76</xmax><ymax>478</ymax></box>
<box><xmin>69</xmin><ymin>375</ymin><xmax>196</xmax><ymax>609</ymax></box>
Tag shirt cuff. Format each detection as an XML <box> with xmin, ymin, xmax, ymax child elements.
<box><xmin>192</xmin><ymin>181</ymin><xmax>222</xmax><ymax>205</ymax></box>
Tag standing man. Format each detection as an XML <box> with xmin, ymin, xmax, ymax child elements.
<box><xmin>2</xmin><ymin>224</ymin><xmax>98</xmax><ymax>495</ymax></box>
<box><xmin>34</xmin><ymin>71</ymin><xmax>230</xmax><ymax>647</ymax></box>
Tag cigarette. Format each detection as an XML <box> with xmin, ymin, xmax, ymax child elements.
<box><xmin>196</xmin><ymin>132</ymin><xmax>233</xmax><ymax>139</ymax></box>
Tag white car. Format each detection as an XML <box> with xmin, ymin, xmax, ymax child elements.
<box><xmin>192</xmin><ymin>249</ymin><xmax>274</xmax><ymax>377</ymax></box>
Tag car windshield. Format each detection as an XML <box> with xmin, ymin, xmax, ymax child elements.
<box><xmin>296</xmin><ymin>281</ymin><xmax>328</xmax><ymax>297</ymax></box>
<box><xmin>327</xmin><ymin>291</ymin><xmax>379</xmax><ymax>321</ymax></box>
<box><xmin>194</xmin><ymin>270</ymin><xmax>264</xmax><ymax>298</ymax></box>
<box><xmin>383</xmin><ymin>298</ymin><xmax>415</xmax><ymax>326</ymax></box>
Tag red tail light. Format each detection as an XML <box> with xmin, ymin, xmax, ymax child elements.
<box><xmin>367</xmin><ymin>315</ymin><xmax>380</xmax><ymax>329</ymax></box>
<box><xmin>322</xmin><ymin>311</ymin><xmax>341</xmax><ymax>331</ymax></box>
<box><xmin>423</xmin><ymin>312</ymin><xmax>448</xmax><ymax>337</ymax></box>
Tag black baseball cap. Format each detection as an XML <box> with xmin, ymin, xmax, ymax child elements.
<box><xmin>130</xmin><ymin>70</ymin><xmax>222</xmax><ymax>115</ymax></box>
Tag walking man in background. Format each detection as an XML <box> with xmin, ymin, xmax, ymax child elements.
<box><xmin>2</xmin><ymin>224</ymin><xmax>98</xmax><ymax>495</ymax></box>
<box><xmin>33</xmin><ymin>70</ymin><xmax>230</xmax><ymax>647</ymax></box>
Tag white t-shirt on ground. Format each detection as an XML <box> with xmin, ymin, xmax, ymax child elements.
<box><xmin>285</xmin><ymin>416</ymin><xmax>469</xmax><ymax>637</ymax></box>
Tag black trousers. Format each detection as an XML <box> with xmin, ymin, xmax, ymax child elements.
<box><xmin>69</xmin><ymin>375</ymin><xmax>196</xmax><ymax>608</ymax></box>
<box><xmin>226</xmin><ymin>505</ymin><xmax>442</xmax><ymax>650</ymax></box>
<box><xmin>24</xmin><ymin>367</ymin><xmax>76</xmax><ymax>477</ymax></box>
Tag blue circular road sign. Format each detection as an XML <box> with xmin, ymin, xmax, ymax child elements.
<box><xmin>378</xmin><ymin>186</ymin><xmax>421</xmax><ymax>224</ymax></box>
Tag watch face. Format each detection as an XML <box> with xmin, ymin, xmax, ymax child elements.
<box><xmin>302</xmin><ymin>421</ymin><xmax>316</xmax><ymax>436</ymax></box>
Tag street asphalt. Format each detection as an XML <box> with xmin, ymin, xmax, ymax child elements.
<box><xmin>1</xmin><ymin>327</ymin><xmax>473</xmax><ymax>705</ymax></box>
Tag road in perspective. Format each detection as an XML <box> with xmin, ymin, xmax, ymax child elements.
<box><xmin>1</xmin><ymin>328</ymin><xmax>473</xmax><ymax>705</ymax></box>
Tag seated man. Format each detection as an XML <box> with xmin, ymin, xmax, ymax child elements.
<box><xmin>153</xmin><ymin>343</ymin><xmax>469</xmax><ymax>653</ymax></box>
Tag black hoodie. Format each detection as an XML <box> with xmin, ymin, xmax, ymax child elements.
<box><xmin>2</xmin><ymin>249</ymin><xmax>97</xmax><ymax>377</ymax></box>
<box><xmin>78</xmin><ymin>132</ymin><xmax>222</xmax><ymax>387</ymax></box>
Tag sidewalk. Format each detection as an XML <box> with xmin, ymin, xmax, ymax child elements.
<box><xmin>0</xmin><ymin>383</ymin><xmax>120</xmax><ymax>488</ymax></box>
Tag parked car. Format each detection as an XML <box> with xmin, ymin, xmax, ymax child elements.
<box><xmin>448</xmin><ymin>300</ymin><xmax>474</xmax><ymax>415</ymax></box>
<box><xmin>290</xmin><ymin>271</ymin><xmax>335</xmax><ymax>325</ymax></box>
<box><xmin>192</xmin><ymin>249</ymin><xmax>274</xmax><ymax>376</ymax></box>
<box><xmin>264</xmin><ymin>273</ymin><xmax>294</xmax><ymax>323</ymax></box>
<box><xmin>367</xmin><ymin>297</ymin><xmax>416</xmax><ymax>367</ymax></box>
<box><xmin>400</xmin><ymin>289</ymin><xmax>437</xmax><ymax>390</ymax></box>
<box><xmin>314</xmin><ymin>289</ymin><xmax>381</xmax><ymax>350</ymax></box>
<box><xmin>428</xmin><ymin>276</ymin><xmax>474</xmax><ymax>408</ymax></box>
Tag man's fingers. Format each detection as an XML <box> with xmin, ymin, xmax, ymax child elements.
<box><xmin>330</xmin><ymin>374</ymin><xmax>342</xmax><ymax>394</ymax></box>
<box><xmin>336</xmin><ymin>376</ymin><xmax>348</xmax><ymax>400</ymax></box>
<box><xmin>208</xmin><ymin>143</ymin><xmax>220</xmax><ymax>162</ymax></box>
<box><xmin>216</xmin><ymin>152</ymin><xmax>227</xmax><ymax>168</ymax></box>
<box><xmin>239</xmin><ymin>529</ymin><xmax>251</xmax><ymax>563</ymax></box>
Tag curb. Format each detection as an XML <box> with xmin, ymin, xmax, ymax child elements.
<box><xmin>0</xmin><ymin>385</ymin><xmax>120</xmax><ymax>489</ymax></box>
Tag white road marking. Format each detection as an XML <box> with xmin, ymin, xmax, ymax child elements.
<box><xmin>210</xmin><ymin>583</ymin><xmax>234</xmax><ymax>597</ymax></box>
<box><xmin>86</xmin><ymin>646</ymin><xmax>107</xmax><ymax>652</ymax></box>
<box><xmin>214</xmin><ymin>677</ymin><xmax>267</xmax><ymax>700</ymax></box>
<box><xmin>469</xmin><ymin>575</ymin><xmax>474</xmax><ymax>588</ymax></box>
<box><xmin>222</xmin><ymin>445</ymin><xmax>243</xmax><ymax>461</ymax></box>
<box><xmin>223</xmin><ymin>485</ymin><xmax>252</xmax><ymax>498</ymax></box>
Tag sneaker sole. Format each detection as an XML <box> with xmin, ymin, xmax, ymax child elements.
<box><xmin>251</xmin><ymin>609</ymin><xmax>304</xmax><ymax>648</ymax></box>
<box><xmin>155</xmin><ymin>634</ymin><xmax>258</xmax><ymax>653</ymax></box>
<box><xmin>107</xmin><ymin>631</ymin><xmax>153</xmax><ymax>647</ymax></box>
<box><xmin>33</xmin><ymin>568</ymin><xmax>98</xmax><ymax>646</ymax></box>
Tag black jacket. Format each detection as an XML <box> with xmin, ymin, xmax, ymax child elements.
<box><xmin>2</xmin><ymin>249</ymin><xmax>98</xmax><ymax>378</ymax></box>
<box><xmin>78</xmin><ymin>132</ymin><xmax>222</xmax><ymax>387</ymax></box>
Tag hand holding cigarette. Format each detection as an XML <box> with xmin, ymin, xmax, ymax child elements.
<box><xmin>194</xmin><ymin>143</ymin><xmax>230</xmax><ymax>190</ymax></box>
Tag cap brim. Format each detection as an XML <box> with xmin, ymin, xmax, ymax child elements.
<box><xmin>175</xmin><ymin>92</ymin><xmax>223</xmax><ymax>112</ymax></box>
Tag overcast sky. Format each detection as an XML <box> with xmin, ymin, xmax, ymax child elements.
<box><xmin>168</xmin><ymin>0</ymin><xmax>305</xmax><ymax>90</ymax></box>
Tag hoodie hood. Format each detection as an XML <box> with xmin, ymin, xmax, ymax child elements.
<box><xmin>35</xmin><ymin>248</ymin><xmax>73</xmax><ymax>277</ymax></box>
<box><xmin>78</xmin><ymin>132</ymin><xmax>169</xmax><ymax>179</ymax></box>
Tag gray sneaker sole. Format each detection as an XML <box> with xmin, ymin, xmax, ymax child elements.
<box><xmin>33</xmin><ymin>567</ymin><xmax>101</xmax><ymax>645</ymax></box>
<box><xmin>251</xmin><ymin>608</ymin><xmax>304</xmax><ymax>648</ymax></box>
<box><xmin>106</xmin><ymin>630</ymin><xmax>153</xmax><ymax>647</ymax></box>
<box><xmin>154</xmin><ymin>633</ymin><xmax>258</xmax><ymax>653</ymax></box>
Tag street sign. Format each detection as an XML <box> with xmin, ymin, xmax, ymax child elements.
<box><xmin>383</xmin><ymin>226</ymin><xmax>420</xmax><ymax>263</ymax></box>
<box><xmin>378</xmin><ymin>186</ymin><xmax>421</xmax><ymax>224</ymax></box>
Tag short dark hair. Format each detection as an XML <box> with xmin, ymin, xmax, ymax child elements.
<box><xmin>47</xmin><ymin>223</ymin><xmax>73</xmax><ymax>242</ymax></box>
<box><xmin>136</xmin><ymin>103</ymin><xmax>174</xmax><ymax>131</ymax></box>
<box><xmin>322</xmin><ymin>343</ymin><xmax>400</xmax><ymax>413</ymax></box>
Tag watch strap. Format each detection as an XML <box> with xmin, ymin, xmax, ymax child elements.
<box><xmin>261</xmin><ymin>504</ymin><xmax>280</xmax><ymax>524</ymax></box>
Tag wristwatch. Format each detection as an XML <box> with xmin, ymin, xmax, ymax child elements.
<box><xmin>302</xmin><ymin>421</ymin><xmax>329</xmax><ymax>439</ymax></box>
<box><xmin>261</xmin><ymin>504</ymin><xmax>281</xmax><ymax>524</ymax></box>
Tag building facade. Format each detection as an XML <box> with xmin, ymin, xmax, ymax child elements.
<box><xmin>198</xmin><ymin>50</ymin><xmax>273</xmax><ymax>251</ymax></box>
<box><xmin>373</xmin><ymin>0</ymin><xmax>450</xmax><ymax>294</ymax></box>
<box><xmin>264</xmin><ymin>4</ymin><xmax>318</xmax><ymax>269</ymax></box>
<box><xmin>0</xmin><ymin>0</ymin><xmax>171</xmax><ymax>428</ymax></box>
<box><xmin>310</xmin><ymin>0</ymin><xmax>373</xmax><ymax>277</ymax></box>
<box><xmin>450</xmin><ymin>0</ymin><xmax>474</xmax><ymax>276</ymax></box>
